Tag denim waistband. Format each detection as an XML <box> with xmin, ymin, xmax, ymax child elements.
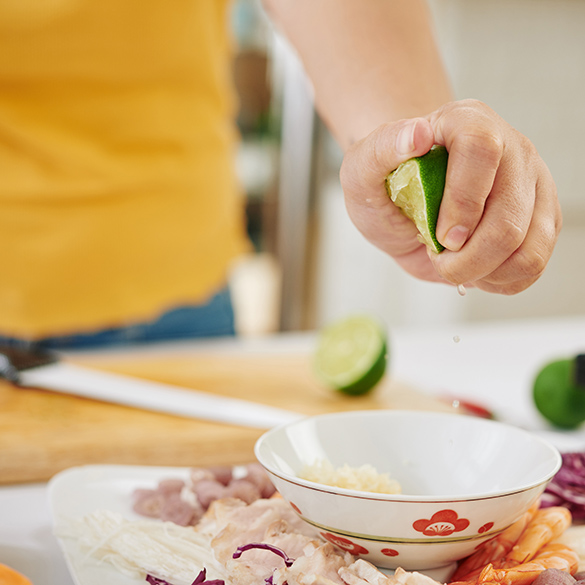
<box><xmin>0</xmin><ymin>288</ymin><xmax>236</xmax><ymax>350</ymax></box>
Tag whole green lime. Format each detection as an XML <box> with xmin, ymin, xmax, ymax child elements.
<box><xmin>533</xmin><ymin>357</ymin><xmax>585</xmax><ymax>429</ymax></box>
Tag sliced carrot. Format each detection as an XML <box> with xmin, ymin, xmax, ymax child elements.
<box><xmin>0</xmin><ymin>563</ymin><xmax>33</xmax><ymax>585</ymax></box>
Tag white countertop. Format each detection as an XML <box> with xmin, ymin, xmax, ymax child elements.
<box><xmin>0</xmin><ymin>482</ymin><xmax>73</xmax><ymax>583</ymax></box>
<box><xmin>2</xmin><ymin>315</ymin><xmax>585</xmax><ymax>584</ymax></box>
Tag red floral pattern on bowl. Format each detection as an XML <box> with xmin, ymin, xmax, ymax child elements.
<box><xmin>320</xmin><ymin>532</ymin><xmax>369</xmax><ymax>555</ymax></box>
<box><xmin>413</xmin><ymin>509</ymin><xmax>470</xmax><ymax>536</ymax></box>
<box><xmin>381</xmin><ymin>548</ymin><xmax>399</xmax><ymax>557</ymax></box>
<box><xmin>478</xmin><ymin>522</ymin><xmax>494</xmax><ymax>534</ymax></box>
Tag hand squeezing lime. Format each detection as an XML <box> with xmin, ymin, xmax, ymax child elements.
<box><xmin>385</xmin><ymin>145</ymin><xmax>448</xmax><ymax>253</ymax></box>
<box><xmin>313</xmin><ymin>315</ymin><xmax>388</xmax><ymax>396</ymax></box>
<box><xmin>533</xmin><ymin>355</ymin><xmax>585</xmax><ymax>429</ymax></box>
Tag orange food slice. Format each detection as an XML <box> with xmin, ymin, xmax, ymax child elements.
<box><xmin>0</xmin><ymin>563</ymin><xmax>33</xmax><ymax>585</ymax></box>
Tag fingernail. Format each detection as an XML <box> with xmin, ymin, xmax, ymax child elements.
<box><xmin>396</xmin><ymin>121</ymin><xmax>417</xmax><ymax>155</ymax></box>
<box><xmin>443</xmin><ymin>225</ymin><xmax>470</xmax><ymax>252</ymax></box>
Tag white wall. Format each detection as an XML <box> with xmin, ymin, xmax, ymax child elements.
<box><xmin>311</xmin><ymin>178</ymin><xmax>467</xmax><ymax>329</ymax></box>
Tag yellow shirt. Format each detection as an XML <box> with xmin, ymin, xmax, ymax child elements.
<box><xmin>0</xmin><ymin>0</ymin><xmax>249</xmax><ymax>338</ymax></box>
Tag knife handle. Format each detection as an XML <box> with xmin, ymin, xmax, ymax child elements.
<box><xmin>0</xmin><ymin>344</ymin><xmax>58</xmax><ymax>383</ymax></box>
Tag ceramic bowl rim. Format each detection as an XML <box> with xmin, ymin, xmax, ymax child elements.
<box><xmin>254</xmin><ymin>409</ymin><xmax>562</xmax><ymax>503</ymax></box>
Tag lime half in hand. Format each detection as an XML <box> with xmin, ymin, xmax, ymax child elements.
<box><xmin>313</xmin><ymin>315</ymin><xmax>388</xmax><ymax>396</ymax></box>
<box><xmin>533</xmin><ymin>355</ymin><xmax>585</xmax><ymax>429</ymax></box>
<box><xmin>385</xmin><ymin>145</ymin><xmax>448</xmax><ymax>253</ymax></box>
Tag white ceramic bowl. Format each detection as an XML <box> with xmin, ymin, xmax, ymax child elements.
<box><xmin>254</xmin><ymin>410</ymin><xmax>561</xmax><ymax>571</ymax></box>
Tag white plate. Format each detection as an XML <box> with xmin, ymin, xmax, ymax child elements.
<box><xmin>48</xmin><ymin>464</ymin><xmax>193</xmax><ymax>585</ymax></box>
<box><xmin>48</xmin><ymin>464</ymin><xmax>458</xmax><ymax>584</ymax></box>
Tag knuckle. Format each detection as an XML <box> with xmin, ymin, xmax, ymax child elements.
<box><xmin>512</xmin><ymin>246</ymin><xmax>548</xmax><ymax>280</ymax></box>
<box><xmin>485</xmin><ymin>280</ymin><xmax>534</xmax><ymax>296</ymax></box>
<box><xmin>501</xmin><ymin>222</ymin><xmax>525</xmax><ymax>251</ymax></box>
<box><xmin>483</xmin><ymin>216</ymin><xmax>525</xmax><ymax>253</ymax></box>
<box><xmin>343</xmin><ymin>123</ymin><xmax>393</xmax><ymax>185</ymax></box>
<box><xmin>555</xmin><ymin>207</ymin><xmax>563</xmax><ymax>234</ymax></box>
<box><xmin>480</xmin><ymin>270</ymin><xmax>542</xmax><ymax>295</ymax></box>
<box><xmin>338</xmin><ymin>153</ymin><xmax>352</xmax><ymax>189</ymax></box>
<box><xmin>499</xmin><ymin>285</ymin><xmax>525</xmax><ymax>296</ymax></box>
<box><xmin>458</xmin><ymin>98</ymin><xmax>490</xmax><ymax>114</ymax></box>
<box><xmin>520</xmin><ymin>133</ymin><xmax>539</xmax><ymax>158</ymax></box>
<box><xmin>480</xmin><ymin>246</ymin><xmax>547</xmax><ymax>292</ymax></box>
<box><xmin>450</xmin><ymin>99</ymin><xmax>497</xmax><ymax>124</ymax></box>
<box><xmin>339</xmin><ymin>140</ymin><xmax>365</xmax><ymax>192</ymax></box>
<box><xmin>446</xmin><ymin>184</ymin><xmax>487</xmax><ymax>215</ymax></box>
<box><xmin>546</xmin><ymin>210</ymin><xmax>562</xmax><ymax>246</ymax></box>
<box><xmin>456</xmin><ymin>129</ymin><xmax>504</xmax><ymax>168</ymax></box>
<box><xmin>371</xmin><ymin>123</ymin><xmax>391</xmax><ymax>171</ymax></box>
<box><xmin>434</xmin><ymin>262</ymin><xmax>465</xmax><ymax>287</ymax></box>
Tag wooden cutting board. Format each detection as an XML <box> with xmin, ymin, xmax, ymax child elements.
<box><xmin>0</xmin><ymin>349</ymin><xmax>453</xmax><ymax>484</ymax></box>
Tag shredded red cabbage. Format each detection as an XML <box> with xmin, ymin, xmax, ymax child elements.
<box><xmin>191</xmin><ymin>569</ymin><xmax>225</xmax><ymax>585</ymax></box>
<box><xmin>542</xmin><ymin>452</ymin><xmax>585</xmax><ymax>520</ymax></box>
<box><xmin>144</xmin><ymin>544</ymin><xmax>294</xmax><ymax>585</ymax></box>
<box><xmin>146</xmin><ymin>577</ymin><xmax>171</xmax><ymax>585</ymax></box>
<box><xmin>233</xmin><ymin>543</ymin><xmax>294</xmax><ymax>585</ymax></box>
<box><xmin>146</xmin><ymin>569</ymin><xmax>225</xmax><ymax>585</ymax></box>
<box><xmin>233</xmin><ymin>543</ymin><xmax>295</xmax><ymax>567</ymax></box>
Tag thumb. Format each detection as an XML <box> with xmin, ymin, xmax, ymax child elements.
<box><xmin>340</xmin><ymin>118</ymin><xmax>438</xmax><ymax>265</ymax></box>
<box><xmin>340</xmin><ymin>118</ymin><xmax>435</xmax><ymax>200</ymax></box>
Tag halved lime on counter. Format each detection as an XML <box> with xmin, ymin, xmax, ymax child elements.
<box><xmin>385</xmin><ymin>145</ymin><xmax>448</xmax><ymax>254</ymax></box>
<box><xmin>313</xmin><ymin>315</ymin><xmax>388</xmax><ymax>396</ymax></box>
<box><xmin>533</xmin><ymin>355</ymin><xmax>585</xmax><ymax>429</ymax></box>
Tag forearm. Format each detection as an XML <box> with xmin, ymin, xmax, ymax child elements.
<box><xmin>263</xmin><ymin>0</ymin><xmax>453</xmax><ymax>149</ymax></box>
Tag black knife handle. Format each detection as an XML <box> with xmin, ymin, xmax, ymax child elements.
<box><xmin>0</xmin><ymin>344</ymin><xmax>58</xmax><ymax>383</ymax></box>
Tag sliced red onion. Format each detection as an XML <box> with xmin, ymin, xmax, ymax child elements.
<box><xmin>191</xmin><ymin>568</ymin><xmax>225</xmax><ymax>585</ymax></box>
<box><xmin>542</xmin><ymin>452</ymin><xmax>585</xmax><ymax>520</ymax></box>
<box><xmin>233</xmin><ymin>543</ymin><xmax>295</xmax><ymax>567</ymax></box>
<box><xmin>146</xmin><ymin>576</ymin><xmax>173</xmax><ymax>585</ymax></box>
<box><xmin>145</xmin><ymin>569</ymin><xmax>225</xmax><ymax>585</ymax></box>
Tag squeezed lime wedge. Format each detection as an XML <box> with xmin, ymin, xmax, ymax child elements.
<box><xmin>385</xmin><ymin>145</ymin><xmax>448</xmax><ymax>254</ymax></box>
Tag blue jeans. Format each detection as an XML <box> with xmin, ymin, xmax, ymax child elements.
<box><xmin>0</xmin><ymin>288</ymin><xmax>236</xmax><ymax>351</ymax></box>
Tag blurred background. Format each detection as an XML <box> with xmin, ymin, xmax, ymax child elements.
<box><xmin>229</xmin><ymin>0</ymin><xmax>585</xmax><ymax>336</ymax></box>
